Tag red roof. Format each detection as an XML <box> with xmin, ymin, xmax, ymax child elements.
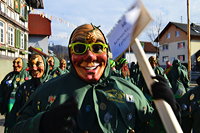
<box><xmin>28</xmin><ymin>14</ymin><xmax>51</xmax><ymax>36</ymax></box>
<box><xmin>143</xmin><ymin>41</ymin><xmax>158</xmax><ymax>53</ymax></box>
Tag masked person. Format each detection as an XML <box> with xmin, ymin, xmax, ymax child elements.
<box><xmin>0</xmin><ymin>57</ymin><xmax>30</xmax><ymax>115</ymax></box>
<box><xmin>58</xmin><ymin>58</ymin><xmax>70</xmax><ymax>75</ymax></box>
<box><xmin>0</xmin><ymin>57</ymin><xmax>30</xmax><ymax>133</ymax></box>
<box><xmin>178</xmin><ymin>76</ymin><xmax>200</xmax><ymax>133</ymax></box>
<box><xmin>167</xmin><ymin>59</ymin><xmax>190</xmax><ymax>99</ymax></box>
<box><xmin>47</xmin><ymin>56</ymin><xmax>61</xmax><ymax>78</ymax></box>
<box><xmin>4</xmin><ymin>54</ymin><xmax>52</xmax><ymax>132</ymax></box>
<box><xmin>116</xmin><ymin>58</ymin><xmax>131</xmax><ymax>81</ymax></box>
<box><xmin>132</xmin><ymin>56</ymin><xmax>171</xmax><ymax>102</ymax></box>
<box><xmin>11</xmin><ymin>24</ymin><xmax>180</xmax><ymax>133</ymax></box>
<box><xmin>109</xmin><ymin>59</ymin><xmax>120</xmax><ymax>77</ymax></box>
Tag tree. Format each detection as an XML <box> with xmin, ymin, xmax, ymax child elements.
<box><xmin>146</xmin><ymin>15</ymin><xmax>164</xmax><ymax>57</ymax></box>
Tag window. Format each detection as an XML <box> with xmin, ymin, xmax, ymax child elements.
<box><xmin>175</xmin><ymin>31</ymin><xmax>180</xmax><ymax>37</ymax></box>
<box><xmin>162</xmin><ymin>56</ymin><xmax>169</xmax><ymax>62</ymax></box>
<box><xmin>0</xmin><ymin>21</ymin><xmax>4</xmax><ymax>43</ymax></box>
<box><xmin>0</xmin><ymin>2</ymin><xmax>5</xmax><ymax>13</ymax></box>
<box><xmin>166</xmin><ymin>33</ymin><xmax>171</xmax><ymax>39</ymax></box>
<box><xmin>20</xmin><ymin>32</ymin><xmax>24</xmax><ymax>49</ymax></box>
<box><xmin>8</xmin><ymin>26</ymin><xmax>14</xmax><ymax>46</ymax></box>
<box><xmin>20</xmin><ymin>1</ymin><xmax>25</xmax><ymax>17</ymax></box>
<box><xmin>177</xmin><ymin>42</ymin><xmax>185</xmax><ymax>49</ymax></box>
<box><xmin>7</xmin><ymin>0</ymin><xmax>14</xmax><ymax>8</ymax></box>
<box><xmin>178</xmin><ymin>55</ymin><xmax>185</xmax><ymax>61</ymax></box>
<box><xmin>162</xmin><ymin>44</ymin><xmax>168</xmax><ymax>51</ymax></box>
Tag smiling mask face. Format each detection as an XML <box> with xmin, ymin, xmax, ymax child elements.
<box><xmin>29</xmin><ymin>55</ymin><xmax>45</xmax><ymax>78</ymax></box>
<box><xmin>69</xmin><ymin>24</ymin><xmax>108</xmax><ymax>83</ymax></box>
<box><xmin>13</xmin><ymin>57</ymin><xmax>23</xmax><ymax>72</ymax></box>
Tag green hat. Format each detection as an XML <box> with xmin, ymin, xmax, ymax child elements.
<box><xmin>118</xmin><ymin>58</ymin><xmax>128</xmax><ymax>65</ymax></box>
<box><xmin>109</xmin><ymin>59</ymin><xmax>116</xmax><ymax>67</ymax></box>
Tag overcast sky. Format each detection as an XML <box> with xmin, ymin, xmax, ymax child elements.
<box><xmin>34</xmin><ymin>0</ymin><xmax>200</xmax><ymax>46</ymax></box>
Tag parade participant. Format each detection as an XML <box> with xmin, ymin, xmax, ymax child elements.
<box><xmin>58</xmin><ymin>58</ymin><xmax>69</xmax><ymax>75</ymax></box>
<box><xmin>4</xmin><ymin>54</ymin><xmax>51</xmax><ymax>131</ymax></box>
<box><xmin>11</xmin><ymin>24</ymin><xmax>180</xmax><ymax>133</ymax></box>
<box><xmin>167</xmin><ymin>59</ymin><xmax>190</xmax><ymax>98</ymax></box>
<box><xmin>0</xmin><ymin>57</ymin><xmax>30</xmax><ymax>133</ymax></box>
<box><xmin>178</xmin><ymin>76</ymin><xmax>200</xmax><ymax>133</ymax></box>
<box><xmin>47</xmin><ymin>56</ymin><xmax>61</xmax><ymax>78</ymax></box>
<box><xmin>0</xmin><ymin>57</ymin><xmax>30</xmax><ymax>115</ymax></box>
<box><xmin>138</xmin><ymin>56</ymin><xmax>171</xmax><ymax>102</ymax></box>
<box><xmin>129</xmin><ymin>62</ymin><xmax>142</xmax><ymax>87</ymax></box>
<box><xmin>109</xmin><ymin>59</ymin><xmax>120</xmax><ymax>76</ymax></box>
<box><xmin>116</xmin><ymin>58</ymin><xmax>131</xmax><ymax>80</ymax></box>
<box><xmin>148</xmin><ymin>56</ymin><xmax>171</xmax><ymax>88</ymax></box>
<box><xmin>164</xmin><ymin>60</ymin><xmax>172</xmax><ymax>74</ymax></box>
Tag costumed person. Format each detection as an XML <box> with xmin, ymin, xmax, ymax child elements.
<box><xmin>167</xmin><ymin>59</ymin><xmax>190</xmax><ymax>99</ymax></box>
<box><xmin>148</xmin><ymin>56</ymin><xmax>171</xmax><ymax>88</ymax></box>
<box><xmin>0</xmin><ymin>57</ymin><xmax>30</xmax><ymax>132</ymax></box>
<box><xmin>138</xmin><ymin>56</ymin><xmax>172</xmax><ymax>102</ymax></box>
<box><xmin>4</xmin><ymin>54</ymin><xmax>52</xmax><ymax>132</ymax></box>
<box><xmin>164</xmin><ymin>60</ymin><xmax>172</xmax><ymax>74</ymax></box>
<box><xmin>47</xmin><ymin>56</ymin><xmax>61</xmax><ymax>78</ymax></box>
<box><xmin>178</xmin><ymin>76</ymin><xmax>200</xmax><ymax>133</ymax></box>
<box><xmin>109</xmin><ymin>59</ymin><xmax>120</xmax><ymax>76</ymax></box>
<box><xmin>11</xmin><ymin>24</ymin><xmax>180</xmax><ymax>133</ymax></box>
<box><xmin>116</xmin><ymin>58</ymin><xmax>131</xmax><ymax>80</ymax></box>
<box><xmin>129</xmin><ymin>62</ymin><xmax>143</xmax><ymax>87</ymax></box>
<box><xmin>58</xmin><ymin>58</ymin><xmax>70</xmax><ymax>75</ymax></box>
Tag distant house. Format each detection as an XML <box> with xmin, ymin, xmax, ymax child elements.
<box><xmin>124</xmin><ymin>41</ymin><xmax>158</xmax><ymax>64</ymax></box>
<box><xmin>155</xmin><ymin>22</ymin><xmax>200</xmax><ymax>68</ymax></box>
<box><xmin>28</xmin><ymin>14</ymin><xmax>51</xmax><ymax>54</ymax></box>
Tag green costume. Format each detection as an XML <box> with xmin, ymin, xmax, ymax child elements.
<box><xmin>129</xmin><ymin>63</ymin><xmax>143</xmax><ymax>88</ymax></box>
<box><xmin>167</xmin><ymin>59</ymin><xmax>190</xmax><ymax>98</ymax></box>
<box><xmin>0</xmin><ymin>58</ymin><xmax>30</xmax><ymax>115</ymax></box>
<box><xmin>10</xmin><ymin>60</ymin><xmax>166</xmax><ymax>133</ymax></box>
<box><xmin>178</xmin><ymin>84</ymin><xmax>200</xmax><ymax>133</ymax></box>
<box><xmin>4</xmin><ymin>55</ymin><xmax>52</xmax><ymax>130</ymax></box>
<box><xmin>56</xmin><ymin>67</ymin><xmax>70</xmax><ymax>76</ymax></box>
<box><xmin>48</xmin><ymin>56</ymin><xmax>61</xmax><ymax>78</ymax></box>
<box><xmin>116</xmin><ymin>58</ymin><xmax>131</xmax><ymax>81</ymax></box>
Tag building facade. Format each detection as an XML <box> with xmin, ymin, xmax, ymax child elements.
<box><xmin>28</xmin><ymin>14</ymin><xmax>51</xmax><ymax>55</ymax></box>
<box><xmin>155</xmin><ymin>22</ymin><xmax>200</xmax><ymax>69</ymax></box>
<box><xmin>0</xmin><ymin>0</ymin><xmax>29</xmax><ymax>81</ymax></box>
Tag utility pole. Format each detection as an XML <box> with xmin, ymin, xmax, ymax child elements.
<box><xmin>187</xmin><ymin>0</ymin><xmax>191</xmax><ymax>80</ymax></box>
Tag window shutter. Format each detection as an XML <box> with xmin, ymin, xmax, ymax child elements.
<box><xmin>24</xmin><ymin>34</ymin><xmax>27</xmax><ymax>50</ymax></box>
<box><xmin>15</xmin><ymin>29</ymin><xmax>18</xmax><ymax>48</ymax></box>
<box><xmin>18</xmin><ymin>30</ymin><xmax>21</xmax><ymax>48</ymax></box>
<box><xmin>24</xmin><ymin>5</ymin><xmax>28</xmax><ymax>21</ymax></box>
<box><xmin>15</xmin><ymin>29</ymin><xmax>20</xmax><ymax>48</ymax></box>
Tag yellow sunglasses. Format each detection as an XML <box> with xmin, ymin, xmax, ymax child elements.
<box><xmin>69</xmin><ymin>42</ymin><xmax>108</xmax><ymax>55</ymax></box>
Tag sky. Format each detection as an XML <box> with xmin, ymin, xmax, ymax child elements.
<box><xmin>33</xmin><ymin>0</ymin><xmax>200</xmax><ymax>46</ymax></box>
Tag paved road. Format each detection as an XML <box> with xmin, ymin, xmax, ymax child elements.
<box><xmin>0</xmin><ymin>115</ymin><xmax>4</xmax><ymax>133</ymax></box>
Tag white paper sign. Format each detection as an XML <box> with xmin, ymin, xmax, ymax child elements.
<box><xmin>107</xmin><ymin>2</ymin><xmax>141</xmax><ymax>59</ymax></box>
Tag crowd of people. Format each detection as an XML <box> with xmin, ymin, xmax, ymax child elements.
<box><xmin>0</xmin><ymin>23</ymin><xmax>199</xmax><ymax>133</ymax></box>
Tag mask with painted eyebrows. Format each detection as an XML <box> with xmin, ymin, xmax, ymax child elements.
<box><xmin>69</xmin><ymin>24</ymin><xmax>107</xmax><ymax>44</ymax></box>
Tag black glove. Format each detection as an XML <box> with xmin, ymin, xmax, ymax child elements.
<box><xmin>40</xmin><ymin>97</ymin><xmax>78</xmax><ymax>133</ymax></box>
<box><xmin>151</xmin><ymin>75</ymin><xmax>181</xmax><ymax>123</ymax></box>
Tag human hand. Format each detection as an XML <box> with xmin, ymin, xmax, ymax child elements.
<box><xmin>40</xmin><ymin>97</ymin><xmax>78</xmax><ymax>133</ymax></box>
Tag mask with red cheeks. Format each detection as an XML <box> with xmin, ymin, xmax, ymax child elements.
<box><xmin>29</xmin><ymin>55</ymin><xmax>45</xmax><ymax>79</ymax></box>
<box><xmin>69</xmin><ymin>24</ymin><xmax>108</xmax><ymax>82</ymax></box>
<box><xmin>13</xmin><ymin>58</ymin><xmax>23</xmax><ymax>72</ymax></box>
